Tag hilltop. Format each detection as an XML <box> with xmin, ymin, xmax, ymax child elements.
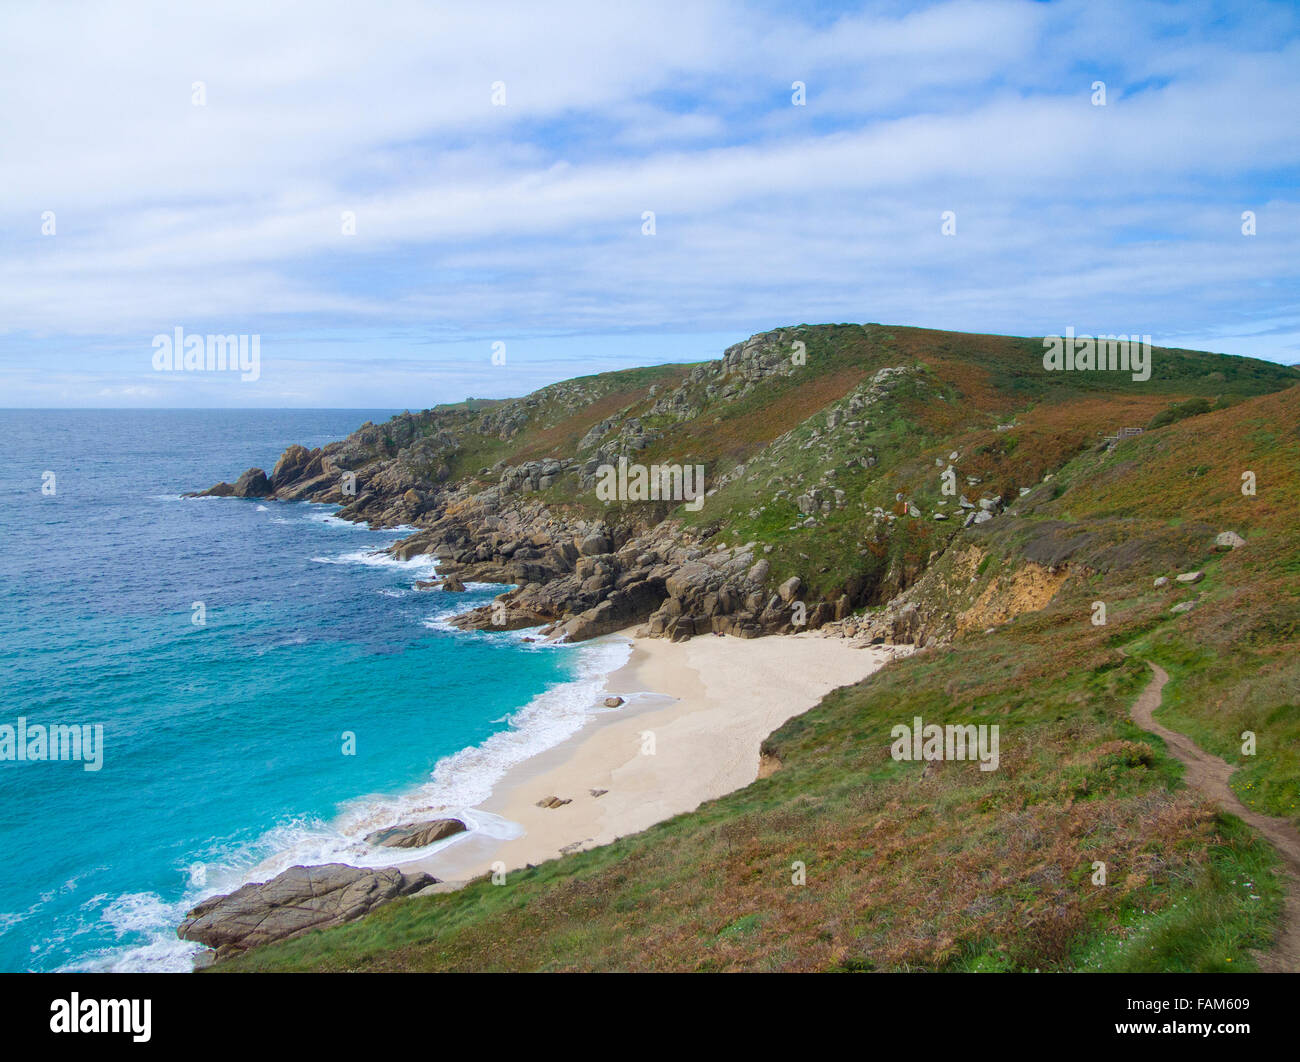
<box><xmin>196</xmin><ymin>324</ymin><xmax>1300</xmax><ymax>971</ymax></box>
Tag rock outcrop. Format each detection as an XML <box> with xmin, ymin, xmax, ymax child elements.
<box><xmin>178</xmin><ymin>863</ymin><xmax>436</xmax><ymax>959</ymax></box>
<box><xmin>192</xmin><ymin>467</ymin><xmax>272</xmax><ymax>499</ymax></box>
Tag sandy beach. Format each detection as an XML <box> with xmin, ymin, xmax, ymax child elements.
<box><xmin>404</xmin><ymin>630</ymin><xmax>904</xmax><ymax>884</ymax></box>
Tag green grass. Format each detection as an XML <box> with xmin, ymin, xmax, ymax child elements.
<box><xmin>1072</xmin><ymin>815</ymin><xmax>1282</xmax><ymax>972</ymax></box>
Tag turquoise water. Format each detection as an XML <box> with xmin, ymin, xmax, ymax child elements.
<box><xmin>0</xmin><ymin>410</ymin><xmax>623</xmax><ymax>971</ymax></box>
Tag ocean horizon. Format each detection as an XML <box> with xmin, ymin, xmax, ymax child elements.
<box><xmin>0</xmin><ymin>408</ymin><xmax>626</xmax><ymax>972</ymax></box>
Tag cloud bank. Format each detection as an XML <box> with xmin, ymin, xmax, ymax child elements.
<box><xmin>2</xmin><ymin>0</ymin><xmax>1297</xmax><ymax>406</ymax></box>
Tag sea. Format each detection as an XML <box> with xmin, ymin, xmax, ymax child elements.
<box><xmin>0</xmin><ymin>409</ymin><xmax>628</xmax><ymax>972</ymax></box>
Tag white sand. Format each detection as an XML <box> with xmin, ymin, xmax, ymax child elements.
<box><xmin>402</xmin><ymin>630</ymin><xmax>902</xmax><ymax>884</ymax></box>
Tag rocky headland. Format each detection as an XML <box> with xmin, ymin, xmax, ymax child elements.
<box><xmin>191</xmin><ymin>329</ymin><xmax>997</xmax><ymax>649</ymax></box>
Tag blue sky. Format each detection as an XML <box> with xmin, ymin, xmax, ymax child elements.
<box><xmin>2</xmin><ymin>0</ymin><xmax>1297</xmax><ymax>407</ymax></box>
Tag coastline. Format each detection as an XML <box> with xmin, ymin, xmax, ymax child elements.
<box><xmin>395</xmin><ymin>629</ymin><xmax>907</xmax><ymax>886</ymax></box>
<box><xmin>162</xmin><ymin>505</ymin><xmax>908</xmax><ymax>967</ymax></box>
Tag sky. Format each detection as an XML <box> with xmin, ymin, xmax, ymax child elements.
<box><xmin>2</xmin><ymin>0</ymin><xmax>1297</xmax><ymax>408</ymax></box>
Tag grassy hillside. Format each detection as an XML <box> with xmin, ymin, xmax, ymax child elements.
<box><xmin>214</xmin><ymin>326</ymin><xmax>1298</xmax><ymax>972</ymax></box>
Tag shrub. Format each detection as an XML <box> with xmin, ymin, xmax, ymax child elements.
<box><xmin>1148</xmin><ymin>397</ymin><xmax>1212</xmax><ymax>430</ymax></box>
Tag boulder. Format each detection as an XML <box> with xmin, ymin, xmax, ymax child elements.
<box><xmin>232</xmin><ymin>468</ymin><xmax>272</xmax><ymax>498</ymax></box>
<box><xmin>1153</xmin><ymin>576</ymin><xmax>1169</xmax><ymax>588</ymax></box>
<box><xmin>441</xmin><ymin>574</ymin><xmax>467</xmax><ymax>592</ymax></box>
<box><xmin>891</xmin><ymin>603</ymin><xmax>921</xmax><ymax>644</ymax></box>
<box><xmin>777</xmin><ymin>576</ymin><xmax>802</xmax><ymax>603</ymax></box>
<box><xmin>177</xmin><ymin>864</ymin><xmax>435</xmax><ymax>959</ymax></box>
<box><xmin>1214</xmin><ymin>531</ymin><xmax>1245</xmax><ymax>551</ymax></box>
<box><xmin>364</xmin><ymin>818</ymin><xmax>466</xmax><ymax>849</ymax></box>
<box><xmin>1175</xmin><ymin>571</ymin><xmax>1204</xmax><ymax>584</ymax></box>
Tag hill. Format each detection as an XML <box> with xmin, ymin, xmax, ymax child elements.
<box><xmin>197</xmin><ymin>324</ymin><xmax>1300</xmax><ymax>971</ymax></box>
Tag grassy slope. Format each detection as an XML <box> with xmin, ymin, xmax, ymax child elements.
<box><xmin>218</xmin><ymin>332</ymin><xmax>1298</xmax><ymax>972</ymax></box>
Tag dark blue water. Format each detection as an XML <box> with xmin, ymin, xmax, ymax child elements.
<box><xmin>0</xmin><ymin>410</ymin><xmax>621</xmax><ymax>971</ymax></box>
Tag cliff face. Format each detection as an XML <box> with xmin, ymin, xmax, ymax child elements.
<box><xmin>194</xmin><ymin>323</ymin><xmax>1299</xmax><ymax>644</ymax></box>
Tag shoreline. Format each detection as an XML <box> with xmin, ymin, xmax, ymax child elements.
<box><xmin>392</xmin><ymin>628</ymin><xmax>906</xmax><ymax>886</ymax></box>
<box><xmin>165</xmin><ymin>509</ymin><xmax>907</xmax><ymax>967</ymax></box>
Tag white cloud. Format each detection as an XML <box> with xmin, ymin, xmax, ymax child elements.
<box><xmin>1</xmin><ymin>0</ymin><xmax>1297</xmax><ymax>404</ymax></box>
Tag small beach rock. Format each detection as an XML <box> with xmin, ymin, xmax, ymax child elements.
<box><xmin>364</xmin><ymin>818</ymin><xmax>466</xmax><ymax>849</ymax></box>
<box><xmin>589</xmin><ymin>788</ymin><xmax>608</xmax><ymax>798</ymax></box>
<box><xmin>535</xmin><ymin>796</ymin><xmax>571</xmax><ymax>809</ymax></box>
<box><xmin>603</xmin><ymin>695</ymin><xmax>625</xmax><ymax>708</ymax></box>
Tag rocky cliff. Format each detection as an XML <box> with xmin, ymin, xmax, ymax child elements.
<box><xmin>193</xmin><ymin>323</ymin><xmax>1299</xmax><ymax>647</ymax></box>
